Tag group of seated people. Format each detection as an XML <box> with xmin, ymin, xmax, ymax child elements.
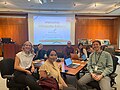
<box><xmin>13</xmin><ymin>40</ymin><xmax>115</xmax><ymax>90</ymax></box>
<box><xmin>14</xmin><ymin>41</ymin><xmax>77</xmax><ymax>90</ymax></box>
<box><xmin>63</xmin><ymin>41</ymin><xmax>93</xmax><ymax>60</ymax></box>
<box><xmin>33</xmin><ymin>40</ymin><xmax>93</xmax><ymax>61</ymax></box>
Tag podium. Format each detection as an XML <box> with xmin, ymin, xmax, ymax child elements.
<box><xmin>3</xmin><ymin>44</ymin><xmax>20</xmax><ymax>59</ymax></box>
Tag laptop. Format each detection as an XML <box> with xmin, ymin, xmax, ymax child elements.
<box><xmin>81</xmin><ymin>54</ymin><xmax>87</xmax><ymax>61</ymax></box>
<box><xmin>64</xmin><ymin>58</ymin><xmax>80</xmax><ymax>68</ymax></box>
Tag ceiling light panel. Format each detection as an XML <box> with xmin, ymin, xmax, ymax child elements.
<box><xmin>88</xmin><ymin>3</ymin><xmax>106</xmax><ymax>9</ymax></box>
<box><xmin>0</xmin><ymin>0</ymin><xmax>120</xmax><ymax>15</ymax></box>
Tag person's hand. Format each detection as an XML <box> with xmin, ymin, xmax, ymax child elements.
<box><xmin>40</xmin><ymin>70</ymin><xmax>48</xmax><ymax>78</ymax></box>
<box><xmin>26</xmin><ymin>70</ymin><xmax>32</xmax><ymax>75</ymax></box>
<box><xmin>91</xmin><ymin>73</ymin><xmax>103</xmax><ymax>81</ymax></box>
<box><xmin>31</xmin><ymin>66</ymin><xmax>35</xmax><ymax>73</ymax></box>
<box><xmin>59</xmin><ymin>84</ymin><xmax>64</xmax><ymax>90</ymax></box>
<box><xmin>91</xmin><ymin>73</ymin><xmax>97</xmax><ymax>79</ymax></box>
<box><xmin>94</xmin><ymin>75</ymin><xmax>103</xmax><ymax>81</ymax></box>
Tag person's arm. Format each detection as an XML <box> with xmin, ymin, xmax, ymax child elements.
<box><xmin>33</xmin><ymin>51</ymin><xmax>39</xmax><ymax>60</ymax></box>
<box><xmin>57</xmin><ymin>68</ymin><xmax>68</xmax><ymax>89</ymax></box>
<box><xmin>31</xmin><ymin>61</ymin><xmax>35</xmax><ymax>73</ymax></box>
<box><xmin>58</xmin><ymin>74</ymin><xmax>68</xmax><ymax>87</ymax></box>
<box><xmin>101</xmin><ymin>53</ymin><xmax>113</xmax><ymax>77</ymax></box>
<box><xmin>14</xmin><ymin>56</ymin><xmax>32</xmax><ymax>75</ymax></box>
<box><xmin>39</xmin><ymin>64</ymin><xmax>48</xmax><ymax>78</ymax></box>
<box><xmin>87</xmin><ymin>53</ymin><xmax>94</xmax><ymax>73</ymax></box>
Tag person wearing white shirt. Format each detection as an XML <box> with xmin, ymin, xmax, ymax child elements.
<box><xmin>14</xmin><ymin>41</ymin><xmax>42</xmax><ymax>90</ymax></box>
<box><xmin>77</xmin><ymin>43</ymin><xmax>87</xmax><ymax>60</ymax></box>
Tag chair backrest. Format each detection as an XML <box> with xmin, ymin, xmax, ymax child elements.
<box><xmin>104</xmin><ymin>47</ymin><xmax>118</xmax><ymax>74</ymax></box>
<box><xmin>110</xmin><ymin>55</ymin><xmax>118</xmax><ymax>74</ymax></box>
<box><xmin>104</xmin><ymin>47</ymin><xmax>115</xmax><ymax>55</ymax></box>
<box><xmin>0</xmin><ymin>58</ymin><xmax>15</xmax><ymax>78</ymax></box>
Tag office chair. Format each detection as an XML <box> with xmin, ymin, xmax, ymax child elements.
<box><xmin>87</xmin><ymin>55</ymin><xmax>118</xmax><ymax>90</ymax></box>
<box><xmin>0</xmin><ymin>58</ymin><xmax>27</xmax><ymax>90</ymax></box>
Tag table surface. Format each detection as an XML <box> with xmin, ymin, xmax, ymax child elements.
<box><xmin>33</xmin><ymin>59</ymin><xmax>87</xmax><ymax>76</ymax></box>
<box><xmin>115</xmin><ymin>49</ymin><xmax>120</xmax><ymax>52</ymax></box>
<box><xmin>57</xmin><ymin>59</ymin><xmax>87</xmax><ymax>75</ymax></box>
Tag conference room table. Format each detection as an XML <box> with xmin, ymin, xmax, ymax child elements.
<box><xmin>56</xmin><ymin>59</ymin><xmax>87</xmax><ymax>80</ymax></box>
<box><xmin>56</xmin><ymin>59</ymin><xmax>87</xmax><ymax>76</ymax></box>
<box><xmin>115</xmin><ymin>49</ymin><xmax>120</xmax><ymax>56</ymax></box>
<box><xmin>33</xmin><ymin>59</ymin><xmax>45</xmax><ymax>68</ymax></box>
<box><xmin>33</xmin><ymin>58</ymin><xmax>87</xmax><ymax>77</ymax></box>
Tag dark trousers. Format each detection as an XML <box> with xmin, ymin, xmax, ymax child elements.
<box><xmin>14</xmin><ymin>70</ymin><xmax>43</xmax><ymax>90</ymax></box>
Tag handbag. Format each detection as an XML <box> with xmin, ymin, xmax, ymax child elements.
<box><xmin>37</xmin><ymin>77</ymin><xmax>59</xmax><ymax>90</ymax></box>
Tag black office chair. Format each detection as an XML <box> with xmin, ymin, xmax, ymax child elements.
<box><xmin>87</xmin><ymin>55</ymin><xmax>118</xmax><ymax>90</ymax></box>
<box><xmin>0</xmin><ymin>58</ymin><xmax>27</xmax><ymax>90</ymax></box>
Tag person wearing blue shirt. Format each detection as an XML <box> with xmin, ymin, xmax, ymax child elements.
<box><xmin>34</xmin><ymin>43</ymin><xmax>46</xmax><ymax>60</ymax></box>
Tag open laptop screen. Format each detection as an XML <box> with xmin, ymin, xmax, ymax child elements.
<box><xmin>81</xmin><ymin>54</ymin><xmax>87</xmax><ymax>61</ymax></box>
<box><xmin>64</xmin><ymin>58</ymin><xmax>72</xmax><ymax>66</ymax></box>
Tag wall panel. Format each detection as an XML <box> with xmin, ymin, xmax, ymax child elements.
<box><xmin>0</xmin><ymin>15</ymin><xmax>28</xmax><ymax>45</ymax></box>
<box><xmin>0</xmin><ymin>14</ymin><xmax>119</xmax><ymax>56</ymax></box>
<box><xmin>75</xmin><ymin>17</ymin><xmax>117</xmax><ymax>47</ymax></box>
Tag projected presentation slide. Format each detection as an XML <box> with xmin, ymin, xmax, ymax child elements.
<box><xmin>28</xmin><ymin>14</ymin><xmax>75</xmax><ymax>45</ymax></box>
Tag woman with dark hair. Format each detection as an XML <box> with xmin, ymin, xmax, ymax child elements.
<box><xmin>77</xmin><ymin>43</ymin><xmax>87</xmax><ymax>60</ymax></box>
<box><xmin>14</xmin><ymin>41</ymin><xmax>43</xmax><ymax>90</ymax></box>
<box><xmin>39</xmin><ymin>49</ymin><xmax>77</xmax><ymax>90</ymax></box>
<box><xmin>86</xmin><ymin>45</ymin><xmax>94</xmax><ymax>58</ymax></box>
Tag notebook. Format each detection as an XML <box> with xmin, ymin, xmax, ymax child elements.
<box><xmin>64</xmin><ymin>58</ymin><xmax>80</xmax><ymax>68</ymax></box>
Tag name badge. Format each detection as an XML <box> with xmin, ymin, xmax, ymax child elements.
<box><xmin>94</xmin><ymin>66</ymin><xmax>98</xmax><ymax>71</ymax></box>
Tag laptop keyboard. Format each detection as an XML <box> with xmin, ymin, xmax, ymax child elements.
<box><xmin>68</xmin><ymin>64</ymin><xmax>77</xmax><ymax>67</ymax></box>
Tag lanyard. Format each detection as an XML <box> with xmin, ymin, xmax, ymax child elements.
<box><xmin>95</xmin><ymin>51</ymin><xmax>103</xmax><ymax>65</ymax></box>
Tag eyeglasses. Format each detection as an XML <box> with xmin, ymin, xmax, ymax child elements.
<box><xmin>49</xmin><ymin>54</ymin><xmax>57</xmax><ymax>56</ymax></box>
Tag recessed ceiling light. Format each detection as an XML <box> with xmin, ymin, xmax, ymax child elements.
<box><xmin>38</xmin><ymin>0</ymin><xmax>43</xmax><ymax>4</ymax></box>
<box><xmin>51</xmin><ymin>0</ymin><xmax>53</xmax><ymax>2</ymax></box>
<box><xmin>73</xmin><ymin>2</ymin><xmax>81</xmax><ymax>7</ymax></box>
